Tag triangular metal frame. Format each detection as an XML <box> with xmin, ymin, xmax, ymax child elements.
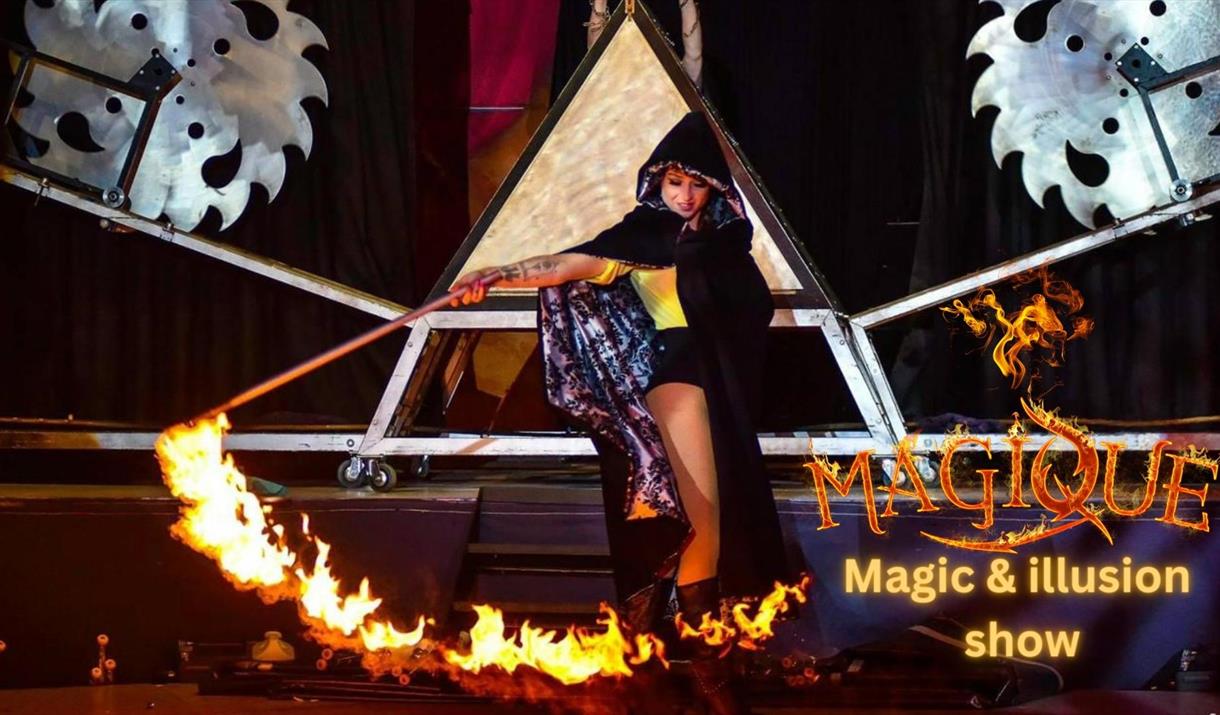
<box><xmin>358</xmin><ymin>0</ymin><xmax>907</xmax><ymax>460</ymax></box>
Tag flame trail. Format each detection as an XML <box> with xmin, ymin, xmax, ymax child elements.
<box><xmin>155</xmin><ymin>417</ymin><xmax>805</xmax><ymax>688</ymax></box>
<box><xmin>675</xmin><ymin>577</ymin><xmax>811</xmax><ymax>651</ymax></box>
<box><xmin>442</xmin><ymin>605</ymin><xmax>665</xmax><ymax>685</ymax></box>
<box><xmin>156</xmin><ymin>416</ymin><xmax>430</xmax><ymax>673</ymax></box>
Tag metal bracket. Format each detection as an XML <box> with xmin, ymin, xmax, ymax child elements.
<box><xmin>1115</xmin><ymin>44</ymin><xmax>1168</xmax><ymax>87</ymax></box>
<box><xmin>127</xmin><ymin>52</ymin><xmax>179</xmax><ymax>94</ymax></box>
<box><xmin>1116</xmin><ymin>43</ymin><xmax>1220</xmax><ymax>200</ymax></box>
<box><xmin>0</xmin><ymin>38</ymin><xmax>162</xmax><ymax>210</ymax></box>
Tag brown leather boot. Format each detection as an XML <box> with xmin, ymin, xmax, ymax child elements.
<box><xmin>676</xmin><ymin>577</ymin><xmax>750</xmax><ymax>715</ymax></box>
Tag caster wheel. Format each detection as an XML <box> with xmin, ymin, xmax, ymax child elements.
<box><xmin>369</xmin><ymin>462</ymin><xmax>398</xmax><ymax>492</ymax></box>
<box><xmin>879</xmin><ymin>456</ymin><xmax>939</xmax><ymax>486</ymax></box>
<box><xmin>102</xmin><ymin>186</ymin><xmax>126</xmax><ymax>209</ymax></box>
<box><xmin>336</xmin><ymin>458</ymin><xmax>367</xmax><ymax>489</ymax></box>
<box><xmin>879</xmin><ymin>457</ymin><xmax>904</xmax><ymax>487</ymax></box>
<box><xmin>411</xmin><ymin>454</ymin><xmax>431</xmax><ymax>480</ymax></box>
<box><xmin>916</xmin><ymin>456</ymin><xmax>940</xmax><ymax>483</ymax></box>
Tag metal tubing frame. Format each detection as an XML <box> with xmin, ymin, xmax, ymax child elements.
<box><xmin>3</xmin><ymin>427</ymin><xmax>1216</xmax><ymax>455</ymax></box>
<box><xmin>0</xmin><ymin>38</ymin><xmax>169</xmax><ymax>205</ymax></box>
<box><xmin>13</xmin><ymin>183</ymin><xmax>1213</xmax><ymax>456</ymax></box>
<box><xmin>0</xmin><ymin>0</ymin><xmax>908</xmax><ymax>458</ymax></box>
<box><xmin>356</xmin><ymin>184</ymin><xmax>1220</xmax><ymax>461</ymax></box>
<box><xmin>356</xmin><ymin>307</ymin><xmax>909</xmax><ymax>457</ymax></box>
<box><xmin>363</xmin><ymin>431</ymin><xmax>1220</xmax><ymax>457</ymax></box>
<box><xmin>6</xmin><ymin>152</ymin><xmax>1219</xmax><ymax>459</ymax></box>
<box><xmin>0</xmin><ymin>430</ymin><xmax>365</xmax><ymax>452</ymax></box>
<box><xmin>820</xmin><ymin>312</ymin><xmax>906</xmax><ymax>444</ymax></box>
<box><xmin>4</xmin><ymin>16</ymin><xmax>1219</xmax><ymax>460</ymax></box>
<box><xmin>359</xmin><ymin>318</ymin><xmax>436</xmax><ymax>454</ymax></box>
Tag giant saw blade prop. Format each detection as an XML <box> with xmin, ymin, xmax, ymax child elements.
<box><xmin>969</xmin><ymin>0</ymin><xmax>1220</xmax><ymax>228</ymax></box>
<box><xmin>16</xmin><ymin>0</ymin><xmax>327</xmax><ymax>230</ymax></box>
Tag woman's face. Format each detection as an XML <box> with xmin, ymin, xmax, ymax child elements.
<box><xmin>660</xmin><ymin>169</ymin><xmax>711</xmax><ymax>221</ymax></box>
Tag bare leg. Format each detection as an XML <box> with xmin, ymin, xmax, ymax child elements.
<box><xmin>646</xmin><ymin>382</ymin><xmax>720</xmax><ymax>587</ymax></box>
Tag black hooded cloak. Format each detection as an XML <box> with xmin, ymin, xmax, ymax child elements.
<box><xmin>537</xmin><ymin>112</ymin><xmax>794</xmax><ymax>617</ymax></box>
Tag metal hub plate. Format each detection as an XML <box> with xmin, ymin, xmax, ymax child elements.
<box><xmin>969</xmin><ymin>0</ymin><xmax>1220</xmax><ymax>227</ymax></box>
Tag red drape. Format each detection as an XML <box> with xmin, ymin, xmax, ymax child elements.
<box><xmin>468</xmin><ymin>0</ymin><xmax>559</xmax><ymax>154</ymax></box>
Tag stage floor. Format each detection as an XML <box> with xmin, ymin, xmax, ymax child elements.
<box><xmin>0</xmin><ymin>684</ymin><xmax>1215</xmax><ymax>714</ymax></box>
<box><xmin>2</xmin><ymin>479</ymin><xmax>1215</xmax><ymax>698</ymax></box>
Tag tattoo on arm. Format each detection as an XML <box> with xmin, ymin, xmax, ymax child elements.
<box><xmin>499</xmin><ymin>257</ymin><xmax>562</xmax><ymax>285</ymax></box>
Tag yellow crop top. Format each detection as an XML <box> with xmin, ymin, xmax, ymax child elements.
<box><xmin>586</xmin><ymin>259</ymin><xmax>687</xmax><ymax>330</ymax></box>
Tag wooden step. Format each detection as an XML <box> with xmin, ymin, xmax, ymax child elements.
<box><xmin>451</xmin><ymin>600</ymin><xmax>603</xmax><ymax>615</ymax></box>
<box><xmin>462</xmin><ymin>543</ymin><xmax>613</xmax><ymax>575</ymax></box>
<box><xmin>465</xmin><ymin>543</ymin><xmax>609</xmax><ymax>557</ymax></box>
<box><xmin>478</xmin><ymin>485</ymin><xmax>604</xmax><ymax>505</ymax></box>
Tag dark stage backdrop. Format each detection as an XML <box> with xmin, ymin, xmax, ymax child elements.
<box><xmin>2</xmin><ymin>0</ymin><xmax>1218</xmax><ymax>427</ymax></box>
<box><xmin>0</xmin><ymin>0</ymin><xmax>470</xmax><ymax>425</ymax></box>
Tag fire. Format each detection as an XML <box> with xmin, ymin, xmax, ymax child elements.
<box><xmin>675</xmin><ymin>577</ymin><xmax>811</xmax><ymax>651</ymax></box>
<box><xmin>360</xmin><ymin>617</ymin><xmax>429</xmax><ymax>651</ymax></box>
<box><xmin>921</xmin><ymin>511</ymin><xmax>1098</xmax><ymax>553</ymax></box>
<box><xmin>157</xmin><ymin>416</ymin><xmax>296</xmax><ymax>593</ymax></box>
<box><xmin>442</xmin><ymin>604</ymin><xmax>667</xmax><ymax>685</ymax></box>
<box><xmin>161</xmin><ymin>416</ymin><xmax>802</xmax><ymax>689</ymax></box>
<box><xmin>941</xmin><ymin>267</ymin><xmax>1093</xmax><ymax>393</ymax></box>
<box><xmin>156</xmin><ymin>417</ymin><xmax>436</xmax><ymax>673</ymax></box>
<box><xmin>296</xmin><ymin>540</ymin><xmax>382</xmax><ymax>635</ymax></box>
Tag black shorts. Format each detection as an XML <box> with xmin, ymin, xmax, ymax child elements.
<box><xmin>646</xmin><ymin>327</ymin><xmax>701</xmax><ymax>393</ymax></box>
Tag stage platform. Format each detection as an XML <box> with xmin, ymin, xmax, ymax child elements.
<box><xmin>1</xmin><ymin>476</ymin><xmax>1215</xmax><ymax>700</ymax></box>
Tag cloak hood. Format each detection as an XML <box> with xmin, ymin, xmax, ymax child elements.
<box><xmin>636</xmin><ymin>112</ymin><xmax>745</xmax><ymax>229</ymax></box>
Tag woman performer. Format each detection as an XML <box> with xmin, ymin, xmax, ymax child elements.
<box><xmin>451</xmin><ymin>112</ymin><xmax>794</xmax><ymax>714</ymax></box>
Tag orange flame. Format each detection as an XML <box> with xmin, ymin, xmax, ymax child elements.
<box><xmin>675</xmin><ymin>577</ymin><xmax>810</xmax><ymax>651</ymax></box>
<box><xmin>442</xmin><ymin>604</ymin><xmax>667</xmax><ymax>685</ymax></box>
<box><xmin>941</xmin><ymin>267</ymin><xmax>1093</xmax><ymax>393</ymax></box>
<box><xmin>157</xmin><ymin>415</ymin><xmax>297</xmax><ymax>594</ymax></box>
<box><xmin>921</xmin><ymin>511</ymin><xmax>1099</xmax><ymax>553</ymax></box>
<box><xmin>155</xmin><ymin>417</ymin><xmax>433</xmax><ymax>672</ymax></box>
<box><xmin>158</xmin><ymin>417</ymin><xmax>761</xmax><ymax>688</ymax></box>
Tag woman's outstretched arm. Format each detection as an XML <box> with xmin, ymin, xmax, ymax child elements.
<box><xmin>449</xmin><ymin>253</ymin><xmax>609</xmax><ymax>306</ymax></box>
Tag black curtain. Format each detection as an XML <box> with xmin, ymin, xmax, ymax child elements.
<box><xmin>552</xmin><ymin>0</ymin><xmax>1220</xmax><ymax>425</ymax></box>
<box><xmin>0</xmin><ymin>0</ymin><xmax>470</xmax><ymax>425</ymax></box>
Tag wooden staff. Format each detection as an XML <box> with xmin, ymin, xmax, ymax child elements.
<box><xmin>196</xmin><ymin>270</ymin><xmax>502</xmax><ymax>421</ymax></box>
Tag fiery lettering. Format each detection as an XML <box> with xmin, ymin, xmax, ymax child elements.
<box><xmin>1156</xmin><ymin>448</ymin><xmax>1219</xmax><ymax>532</ymax></box>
